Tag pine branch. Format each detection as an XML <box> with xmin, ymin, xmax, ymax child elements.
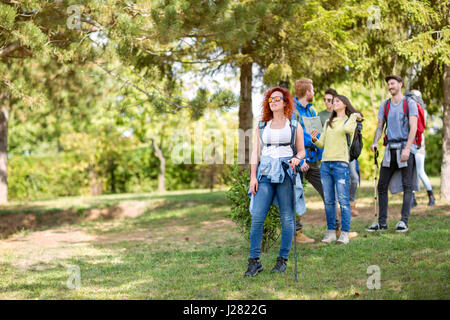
<box><xmin>126</xmin><ymin>66</ymin><xmax>193</xmax><ymax>111</ymax></box>
<box><xmin>95</xmin><ymin>62</ymin><xmax>192</xmax><ymax>112</ymax></box>
<box><xmin>0</xmin><ymin>41</ymin><xmax>22</xmax><ymax>58</ymax></box>
<box><xmin>80</xmin><ymin>16</ymin><xmax>105</xmax><ymax>32</ymax></box>
<box><xmin>0</xmin><ymin>0</ymin><xmax>20</xmax><ymax>4</ymax></box>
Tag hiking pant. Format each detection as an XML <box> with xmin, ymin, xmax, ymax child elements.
<box><xmin>295</xmin><ymin>162</ymin><xmax>324</xmax><ymax>231</ymax></box>
<box><xmin>378</xmin><ymin>149</ymin><xmax>415</xmax><ymax>226</ymax></box>
<box><xmin>415</xmin><ymin>153</ymin><xmax>432</xmax><ymax>191</ymax></box>
<box><xmin>349</xmin><ymin>159</ymin><xmax>359</xmax><ymax>202</ymax></box>
<box><xmin>304</xmin><ymin>162</ymin><xmax>324</xmax><ymax>200</ymax></box>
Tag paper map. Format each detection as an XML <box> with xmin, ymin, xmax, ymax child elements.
<box><xmin>302</xmin><ymin>116</ymin><xmax>323</xmax><ymax>134</ymax></box>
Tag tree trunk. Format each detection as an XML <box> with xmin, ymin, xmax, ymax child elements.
<box><xmin>152</xmin><ymin>139</ymin><xmax>166</xmax><ymax>193</ymax></box>
<box><xmin>209</xmin><ymin>145</ymin><xmax>216</xmax><ymax>192</ymax></box>
<box><xmin>89</xmin><ymin>164</ymin><xmax>102</xmax><ymax>196</ymax></box>
<box><xmin>0</xmin><ymin>93</ymin><xmax>9</xmax><ymax>204</ymax></box>
<box><xmin>441</xmin><ymin>64</ymin><xmax>450</xmax><ymax>201</ymax></box>
<box><xmin>238</xmin><ymin>59</ymin><xmax>253</xmax><ymax>168</ymax></box>
<box><xmin>108</xmin><ymin>159</ymin><xmax>117</xmax><ymax>194</ymax></box>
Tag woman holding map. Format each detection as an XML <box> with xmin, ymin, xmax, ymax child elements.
<box><xmin>310</xmin><ymin>95</ymin><xmax>363</xmax><ymax>244</ymax></box>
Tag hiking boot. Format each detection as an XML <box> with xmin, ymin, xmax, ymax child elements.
<box><xmin>395</xmin><ymin>221</ymin><xmax>409</xmax><ymax>233</ymax></box>
<box><xmin>270</xmin><ymin>257</ymin><xmax>287</xmax><ymax>273</ymax></box>
<box><xmin>337</xmin><ymin>231</ymin><xmax>349</xmax><ymax>244</ymax></box>
<box><xmin>427</xmin><ymin>190</ymin><xmax>435</xmax><ymax>206</ymax></box>
<box><xmin>295</xmin><ymin>218</ymin><xmax>303</xmax><ymax>231</ymax></box>
<box><xmin>411</xmin><ymin>193</ymin><xmax>418</xmax><ymax>208</ymax></box>
<box><xmin>244</xmin><ymin>258</ymin><xmax>263</xmax><ymax>277</ymax></box>
<box><xmin>295</xmin><ymin>229</ymin><xmax>315</xmax><ymax>243</ymax></box>
<box><xmin>366</xmin><ymin>222</ymin><xmax>388</xmax><ymax>232</ymax></box>
<box><xmin>321</xmin><ymin>230</ymin><xmax>337</xmax><ymax>243</ymax></box>
<box><xmin>350</xmin><ymin>202</ymin><xmax>360</xmax><ymax>217</ymax></box>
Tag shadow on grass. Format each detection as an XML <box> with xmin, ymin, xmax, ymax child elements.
<box><xmin>0</xmin><ymin>190</ymin><xmax>230</xmax><ymax>239</ymax></box>
<box><xmin>1</xmin><ymin>209</ymin><xmax>448</xmax><ymax>300</ymax></box>
<box><xmin>1</xmin><ymin>179</ymin><xmax>449</xmax><ymax>299</ymax></box>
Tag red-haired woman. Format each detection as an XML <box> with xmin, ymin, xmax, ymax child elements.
<box><xmin>245</xmin><ymin>87</ymin><xmax>306</xmax><ymax>277</ymax></box>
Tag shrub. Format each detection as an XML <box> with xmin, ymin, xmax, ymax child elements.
<box><xmin>424</xmin><ymin>129</ymin><xmax>442</xmax><ymax>176</ymax></box>
<box><xmin>226</xmin><ymin>164</ymin><xmax>281</xmax><ymax>252</ymax></box>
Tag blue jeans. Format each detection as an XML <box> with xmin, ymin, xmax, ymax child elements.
<box><xmin>320</xmin><ymin>161</ymin><xmax>351</xmax><ymax>232</ymax></box>
<box><xmin>349</xmin><ymin>159</ymin><xmax>359</xmax><ymax>202</ymax></box>
<box><xmin>249</xmin><ymin>175</ymin><xmax>295</xmax><ymax>260</ymax></box>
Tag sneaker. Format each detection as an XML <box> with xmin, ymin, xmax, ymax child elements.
<box><xmin>321</xmin><ymin>230</ymin><xmax>337</xmax><ymax>243</ymax></box>
<box><xmin>395</xmin><ymin>221</ymin><xmax>409</xmax><ymax>233</ymax></box>
<box><xmin>270</xmin><ymin>257</ymin><xmax>287</xmax><ymax>273</ymax></box>
<box><xmin>366</xmin><ymin>222</ymin><xmax>388</xmax><ymax>232</ymax></box>
<box><xmin>348</xmin><ymin>231</ymin><xmax>358</xmax><ymax>239</ymax></box>
<box><xmin>337</xmin><ymin>231</ymin><xmax>349</xmax><ymax>244</ymax></box>
<box><xmin>244</xmin><ymin>258</ymin><xmax>263</xmax><ymax>277</ymax></box>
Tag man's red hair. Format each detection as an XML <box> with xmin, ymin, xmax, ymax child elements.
<box><xmin>261</xmin><ymin>87</ymin><xmax>294</xmax><ymax>122</ymax></box>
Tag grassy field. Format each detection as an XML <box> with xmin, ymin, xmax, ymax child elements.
<box><xmin>0</xmin><ymin>177</ymin><xmax>448</xmax><ymax>299</ymax></box>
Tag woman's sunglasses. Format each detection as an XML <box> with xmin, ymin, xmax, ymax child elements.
<box><xmin>268</xmin><ymin>96</ymin><xmax>285</xmax><ymax>103</ymax></box>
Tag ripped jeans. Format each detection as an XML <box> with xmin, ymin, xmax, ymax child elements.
<box><xmin>320</xmin><ymin>161</ymin><xmax>351</xmax><ymax>232</ymax></box>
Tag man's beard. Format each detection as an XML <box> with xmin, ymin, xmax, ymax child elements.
<box><xmin>390</xmin><ymin>88</ymin><xmax>399</xmax><ymax>96</ymax></box>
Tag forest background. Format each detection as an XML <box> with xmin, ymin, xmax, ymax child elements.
<box><xmin>1</xmin><ymin>0</ymin><xmax>448</xmax><ymax>202</ymax></box>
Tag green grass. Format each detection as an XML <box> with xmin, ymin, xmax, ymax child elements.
<box><xmin>0</xmin><ymin>180</ymin><xmax>449</xmax><ymax>299</ymax></box>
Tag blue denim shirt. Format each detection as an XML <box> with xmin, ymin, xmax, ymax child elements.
<box><xmin>293</xmin><ymin>97</ymin><xmax>323</xmax><ymax>165</ymax></box>
<box><xmin>247</xmin><ymin>155</ymin><xmax>306</xmax><ymax>216</ymax></box>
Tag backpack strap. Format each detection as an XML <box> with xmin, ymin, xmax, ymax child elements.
<box><xmin>258</xmin><ymin>121</ymin><xmax>266</xmax><ymax>155</ymax></box>
<box><xmin>403</xmin><ymin>99</ymin><xmax>409</xmax><ymax>118</ymax></box>
<box><xmin>293</xmin><ymin>108</ymin><xmax>302</xmax><ymax>127</ymax></box>
<box><xmin>290</xmin><ymin>118</ymin><xmax>298</xmax><ymax>155</ymax></box>
<box><xmin>383</xmin><ymin>99</ymin><xmax>391</xmax><ymax>123</ymax></box>
<box><xmin>344</xmin><ymin>118</ymin><xmax>351</xmax><ymax>153</ymax></box>
<box><xmin>383</xmin><ymin>99</ymin><xmax>391</xmax><ymax>141</ymax></box>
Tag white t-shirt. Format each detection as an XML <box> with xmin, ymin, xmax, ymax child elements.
<box><xmin>261</xmin><ymin>118</ymin><xmax>293</xmax><ymax>158</ymax></box>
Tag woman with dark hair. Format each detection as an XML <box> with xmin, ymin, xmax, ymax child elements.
<box><xmin>245</xmin><ymin>87</ymin><xmax>306</xmax><ymax>276</ymax></box>
<box><xmin>310</xmin><ymin>95</ymin><xmax>363</xmax><ymax>244</ymax></box>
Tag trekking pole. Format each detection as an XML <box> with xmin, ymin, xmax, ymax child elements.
<box><xmin>374</xmin><ymin>147</ymin><xmax>379</xmax><ymax>219</ymax></box>
<box><xmin>289</xmin><ymin>160</ymin><xmax>298</xmax><ymax>282</ymax></box>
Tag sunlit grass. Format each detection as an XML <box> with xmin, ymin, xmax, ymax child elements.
<box><xmin>0</xmin><ymin>178</ymin><xmax>448</xmax><ymax>299</ymax></box>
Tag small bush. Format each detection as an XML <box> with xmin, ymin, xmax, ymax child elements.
<box><xmin>424</xmin><ymin>129</ymin><xmax>442</xmax><ymax>176</ymax></box>
<box><xmin>226</xmin><ymin>164</ymin><xmax>281</xmax><ymax>252</ymax></box>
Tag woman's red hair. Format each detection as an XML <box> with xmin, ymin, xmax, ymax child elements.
<box><xmin>261</xmin><ymin>87</ymin><xmax>294</xmax><ymax>122</ymax></box>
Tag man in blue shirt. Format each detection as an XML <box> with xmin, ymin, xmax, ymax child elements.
<box><xmin>292</xmin><ymin>78</ymin><xmax>324</xmax><ymax>243</ymax></box>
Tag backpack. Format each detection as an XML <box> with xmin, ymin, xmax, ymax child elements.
<box><xmin>346</xmin><ymin>121</ymin><xmax>363</xmax><ymax>162</ymax></box>
<box><xmin>258</xmin><ymin>118</ymin><xmax>299</xmax><ymax>156</ymax></box>
<box><xmin>382</xmin><ymin>97</ymin><xmax>426</xmax><ymax>148</ymax></box>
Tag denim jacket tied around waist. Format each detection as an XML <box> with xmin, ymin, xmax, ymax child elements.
<box><xmin>247</xmin><ymin>155</ymin><xmax>306</xmax><ymax>216</ymax></box>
